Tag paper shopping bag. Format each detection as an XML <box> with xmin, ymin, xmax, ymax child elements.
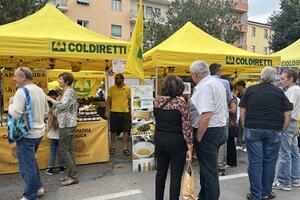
<box><xmin>182</xmin><ymin>162</ymin><xmax>197</xmax><ymax>200</ymax></box>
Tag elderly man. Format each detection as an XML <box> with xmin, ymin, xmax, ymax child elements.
<box><xmin>273</xmin><ymin>69</ymin><xmax>300</xmax><ymax>191</ymax></box>
<box><xmin>190</xmin><ymin>60</ymin><xmax>228</xmax><ymax>200</ymax></box>
<box><xmin>239</xmin><ymin>67</ymin><xmax>292</xmax><ymax>200</ymax></box>
<box><xmin>9</xmin><ymin>67</ymin><xmax>49</xmax><ymax>200</ymax></box>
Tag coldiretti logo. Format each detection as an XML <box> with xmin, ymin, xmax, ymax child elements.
<box><xmin>281</xmin><ymin>60</ymin><xmax>300</xmax><ymax>66</ymax></box>
<box><xmin>226</xmin><ymin>56</ymin><xmax>272</xmax><ymax>66</ymax></box>
<box><xmin>51</xmin><ymin>40</ymin><xmax>127</xmax><ymax>54</ymax></box>
<box><xmin>52</xmin><ymin>41</ymin><xmax>66</xmax><ymax>52</ymax></box>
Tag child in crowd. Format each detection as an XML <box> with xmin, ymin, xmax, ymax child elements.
<box><xmin>46</xmin><ymin>89</ymin><xmax>66</xmax><ymax>175</ymax></box>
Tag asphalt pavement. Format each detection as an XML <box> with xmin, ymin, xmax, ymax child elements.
<box><xmin>0</xmin><ymin>139</ymin><xmax>299</xmax><ymax>200</ymax></box>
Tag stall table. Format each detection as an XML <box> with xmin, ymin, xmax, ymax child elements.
<box><xmin>0</xmin><ymin>120</ymin><xmax>109</xmax><ymax>174</ymax></box>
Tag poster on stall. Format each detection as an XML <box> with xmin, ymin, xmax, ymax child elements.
<box><xmin>131</xmin><ymin>85</ymin><xmax>155</xmax><ymax>172</ymax></box>
<box><xmin>2</xmin><ymin>70</ymin><xmax>48</xmax><ymax>111</ymax></box>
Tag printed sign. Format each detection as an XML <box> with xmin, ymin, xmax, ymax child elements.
<box><xmin>3</xmin><ymin>70</ymin><xmax>48</xmax><ymax>111</ymax></box>
<box><xmin>131</xmin><ymin>85</ymin><xmax>155</xmax><ymax>172</ymax></box>
<box><xmin>112</xmin><ymin>59</ymin><xmax>126</xmax><ymax>73</ymax></box>
<box><xmin>225</xmin><ymin>56</ymin><xmax>273</xmax><ymax>66</ymax></box>
<box><xmin>51</xmin><ymin>40</ymin><xmax>127</xmax><ymax>55</ymax></box>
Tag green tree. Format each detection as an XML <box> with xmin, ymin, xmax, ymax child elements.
<box><xmin>144</xmin><ymin>0</ymin><xmax>241</xmax><ymax>51</ymax></box>
<box><xmin>0</xmin><ymin>0</ymin><xmax>48</xmax><ymax>25</ymax></box>
<box><xmin>269</xmin><ymin>0</ymin><xmax>300</xmax><ymax>52</ymax></box>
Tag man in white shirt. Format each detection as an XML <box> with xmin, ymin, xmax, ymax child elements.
<box><xmin>9</xmin><ymin>67</ymin><xmax>49</xmax><ymax>200</ymax></box>
<box><xmin>190</xmin><ymin>60</ymin><xmax>228</xmax><ymax>200</ymax></box>
<box><xmin>273</xmin><ymin>68</ymin><xmax>300</xmax><ymax>191</ymax></box>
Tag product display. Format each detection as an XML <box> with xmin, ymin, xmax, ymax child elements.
<box><xmin>0</xmin><ymin>113</ymin><xmax>7</xmax><ymax>127</ymax></box>
<box><xmin>78</xmin><ymin>104</ymin><xmax>101</xmax><ymax>122</ymax></box>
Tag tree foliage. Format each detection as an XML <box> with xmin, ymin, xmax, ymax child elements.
<box><xmin>0</xmin><ymin>0</ymin><xmax>48</xmax><ymax>25</ymax></box>
<box><xmin>269</xmin><ymin>0</ymin><xmax>300</xmax><ymax>52</ymax></box>
<box><xmin>144</xmin><ymin>0</ymin><xmax>241</xmax><ymax>51</ymax></box>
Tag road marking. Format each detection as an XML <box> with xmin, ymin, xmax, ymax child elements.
<box><xmin>83</xmin><ymin>189</ymin><xmax>142</xmax><ymax>200</ymax></box>
<box><xmin>219</xmin><ymin>173</ymin><xmax>248</xmax><ymax>181</ymax></box>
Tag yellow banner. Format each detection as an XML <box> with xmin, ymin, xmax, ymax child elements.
<box><xmin>2</xmin><ymin>70</ymin><xmax>48</xmax><ymax>111</ymax></box>
<box><xmin>72</xmin><ymin>78</ymin><xmax>102</xmax><ymax>98</ymax></box>
<box><xmin>0</xmin><ymin>120</ymin><xmax>109</xmax><ymax>174</ymax></box>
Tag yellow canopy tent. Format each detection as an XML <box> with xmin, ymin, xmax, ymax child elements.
<box><xmin>273</xmin><ymin>39</ymin><xmax>300</xmax><ymax>67</ymax></box>
<box><xmin>143</xmin><ymin>22</ymin><xmax>281</xmax><ymax>74</ymax></box>
<box><xmin>0</xmin><ymin>4</ymin><xmax>130</xmax><ymax>70</ymax></box>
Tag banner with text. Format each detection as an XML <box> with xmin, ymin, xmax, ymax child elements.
<box><xmin>0</xmin><ymin>120</ymin><xmax>109</xmax><ymax>174</ymax></box>
<box><xmin>2</xmin><ymin>70</ymin><xmax>48</xmax><ymax>111</ymax></box>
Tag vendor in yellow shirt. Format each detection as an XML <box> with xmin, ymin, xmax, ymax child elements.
<box><xmin>105</xmin><ymin>73</ymin><xmax>131</xmax><ymax>156</ymax></box>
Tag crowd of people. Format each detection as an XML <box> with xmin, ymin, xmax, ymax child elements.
<box><xmin>7</xmin><ymin>63</ymin><xmax>300</xmax><ymax>200</ymax></box>
<box><xmin>152</xmin><ymin>61</ymin><xmax>300</xmax><ymax>200</ymax></box>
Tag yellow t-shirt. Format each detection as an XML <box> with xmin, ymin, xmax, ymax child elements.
<box><xmin>108</xmin><ymin>84</ymin><xmax>131</xmax><ymax>112</ymax></box>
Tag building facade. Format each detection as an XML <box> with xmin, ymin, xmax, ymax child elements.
<box><xmin>231</xmin><ymin>0</ymin><xmax>248</xmax><ymax>49</ymax></box>
<box><xmin>50</xmin><ymin>0</ymin><xmax>248</xmax><ymax>49</ymax></box>
<box><xmin>246</xmin><ymin>20</ymin><xmax>273</xmax><ymax>55</ymax></box>
<box><xmin>50</xmin><ymin>0</ymin><xmax>171</xmax><ymax>42</ymax></box>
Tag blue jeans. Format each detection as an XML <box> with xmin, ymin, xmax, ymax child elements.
<box><xmin>49</xmin><ymin>139</ymin><xmax>64</xmax><ymax>167</ymax></box>
<box><xmin>16</xmin><ymin>137</ymin><xmax>43</xmax><ymax>200</ymax></box>
<box><xmin>277</xmin><ymin>121</ymin><xmax>300</xmax><ymax>186</ymax></box>
<box><xmin>244</xmin><ymin>128</ymin><xmax>282</xmax><ymax>200</ymax></box>
<box><xmin>194</xmin><ymin>126</ymin><xmax>227</xmax><ymax>200</ymax></box>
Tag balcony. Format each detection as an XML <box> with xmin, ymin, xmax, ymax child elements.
<box><xmin>48</xmin><ymin>0</ymin><xmax>68</xmax><ymax>12</ymax></box>
<box><xmin>240</xmin><ymin>23</ymin><xmax>248</xmax><ymax>32</ymax></box>
<box><xmin>232</xmin><ymin>2</ymin><xmax>248</xmax><ymax>13</ymax></box>
<box><xmin>146</xmin><ymin>0</ymin><xmax>172</xmax><ymax>5</ymax></box>
<box><xmin>130</xmin><ymin>9</ymin><xmax>153</xmax><ymax>23</ymax></box>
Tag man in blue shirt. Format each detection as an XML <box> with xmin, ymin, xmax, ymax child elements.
<box><xmin>209</xmin><ymin>63</ymin><xmax>233</xmax><ymax>176</ymax></box>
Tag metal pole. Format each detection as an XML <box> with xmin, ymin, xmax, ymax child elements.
<box><xmin>155</xmin><ymin>65</ymin><xmax>158</xmax><ymax>97</ymax></box>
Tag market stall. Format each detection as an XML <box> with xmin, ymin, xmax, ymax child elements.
<box><xmin>0</xmin><ymin>4</ymin><xmax>130</xmax><ymax>174</ymax></box>
<box><xmin>0</xmin><ymin>4</ymin><xmax>129</xmax><ymax>70</ymax></box>
<box><xmin>273</xmin><ymin>39</ymin><xmax>300</xmax><ymax>67</ymax></box>
<box><xmin>0</xmin><ymin>120</ymin><xmax>108</xmax><ymax>174</ymax></box>
<box><xmin>143</xmin><ymin>22</ymin><xmax>281</xmax><ymax>75</ymax></box>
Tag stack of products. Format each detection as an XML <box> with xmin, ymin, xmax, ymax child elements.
<box><xmin>78</xmin><ymin>104</ymin><xmax>101</xmax><ymax>122</ymax></box>
<box><xmin>0</xmin><ymin>113</ymin><xmax>7</xmax><ymax>127</ymax></box>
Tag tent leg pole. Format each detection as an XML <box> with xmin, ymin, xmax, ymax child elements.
<box><xmin>155</xmin><ymin>66</ymin><xmax>158</xmax><ymax>97</ymax></box>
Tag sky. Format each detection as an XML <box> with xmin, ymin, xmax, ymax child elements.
<box><xmin>248</xmin><ymin>0</ymin><xmax>281</xmax><ymax>23</ymax></box>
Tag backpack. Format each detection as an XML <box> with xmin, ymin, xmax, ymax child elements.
<box><xmin>7</xmin><ymin>87</ymin><xmax>33</xmax><ymax>143</ymax></box>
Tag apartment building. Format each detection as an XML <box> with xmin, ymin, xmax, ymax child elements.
<box><xmin>246</xmin><ymin>20</ymin><xmax>273</xmax><ymax>55</ymax></box>
<box><xmin>130</xmin><ymin>0</ymin><xmax>171</xmax><ymax>34</ymax></box>
<box><xmin>50</xmin><ymin>0</ymin><xmax>247</xmax><ymax>49</ymax></box>
<box><xmin>231</xmin><ymin>0</ymin><xmax>248</xmax><ymax>49</ymax></box>
<box><xmin>50</xmin><ymin>0</ymin><xmax>171</xmax><ymax>41</ymax></box>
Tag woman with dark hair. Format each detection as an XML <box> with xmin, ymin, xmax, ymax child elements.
<box><xmin>154</xmin><ymin>75</ymin><xmax>193</xmax><ymax>200</ymax></box>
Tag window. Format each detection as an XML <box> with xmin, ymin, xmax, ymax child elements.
<box><xmin>77</xmin><ymin>20</ymin><xmax>89</xmax><ymax>28</ymax></box>
<box><xmin>251</xmin><ymin>45</ymin><xmax>256</xmax><ymax>52</ymax></box>
<box><xmin>77</xmin><ymin>0</ymin><xmax>90</xmax><ymax>6</ymax></box>
<box><xmin>264</xmin><ymin>47</ymin><xmax>268</xmax><ymax>55</ymax></box>
<box><xmin>154</xmin><ymin>8</ymin><xmax>161</xmax><ymax>17</ymax></box>
<box><xmin>111</xmin><ymin>25</ymin><xmax>122</xmax><ymax>37</ymax></box>
<box><xmin>145</xmin><ymin>6</ymin><xmax>153</xmax><ymax>19</ymax></box>
<box><xmin>112</xmin><ymin>0</ymin><xmax>122</xmax><ymax>11</ymax></box>
<box><xmin>251</xmin><ymin>27</ymin><xmax>256</xmax><ymax>37</ymax></box>
<box><xmin>264</xmin><ymin>29</ymin><xmax>268</xmax><ymax>39</ymax></box>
